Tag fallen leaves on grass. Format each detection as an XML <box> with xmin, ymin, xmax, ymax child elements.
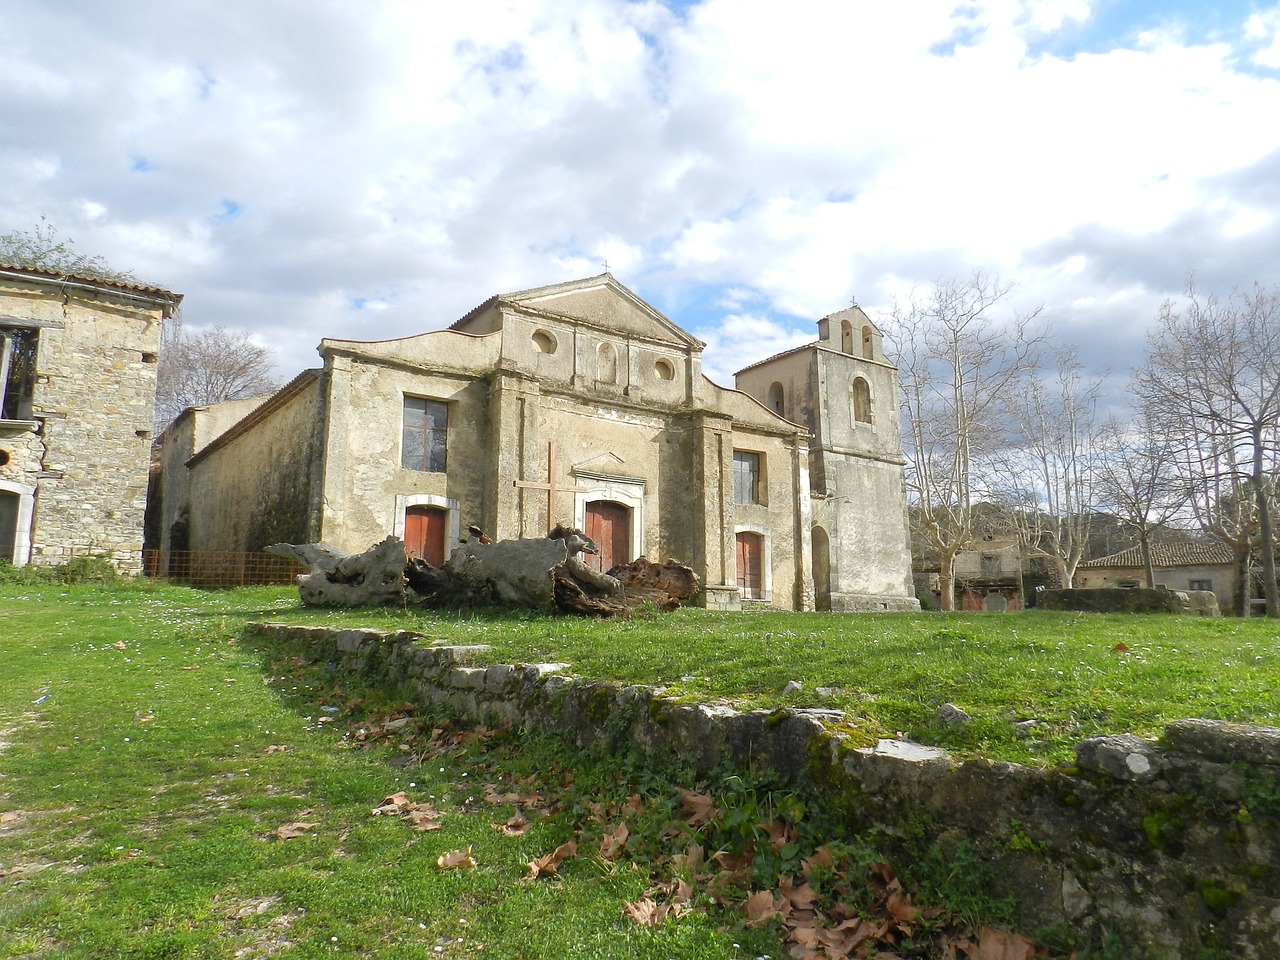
<box><xmin>437</xmin><ymin>847</ymin><xmax>476</xmax><ymax>870</ymax></box>
<box><xmin>112</xmin><ymin>641</ymin><xmax>127</xmax><ymax>651</ymax></box>
<box><xmin>493</xmin><ymin>811</ymin><xmax>532</xmax><ymax>837</ymax></box>
<box><xmin>0</xmin><ymin>811</ymin><xmax>21</xmax><ymax>825</ymax></box>
<box><xmin>371</xmin><ymin>791</ymin><xmax>444</xmax><ymax>831</ymax></box>
<box><xmin>623</xmin><ymin>879</ymin><xmax>693</xmax><ymax>926</ymax></box>
<box><xmin>527</xmin><ymin>839</ymin><xmax>577</xmax><ymax>879</ymax></box>
<box><xmin>271</xmin><ymin>821</ymin><xmax>317</xmax><ymax>840</ymax></box>
<box><xmin>599</xmin><ymin>821</ymin><xmax>629</xmax><ymax>860</ymax></box>
<box><xmin>263</xmin><ymin>744</ymin><xmax>289</xmax><ymax>754</ymax></box>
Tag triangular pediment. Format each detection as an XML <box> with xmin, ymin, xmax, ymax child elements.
<box><xmin>454</xmin><ymin>274</ymin><xmax>703</xmax><ymax>349</ymax></box>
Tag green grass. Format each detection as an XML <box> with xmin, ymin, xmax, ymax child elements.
<box><xmin>1</xmin><ymin>581</ymin><xmax>793</xmax><ymax>959</ymax></box>
<box><xmin>3</xmin><ymin>577</ymin><xmax>1274</xmax><ymax>958</ymax></box>
<box><xmin>242</xmin><ymin>597</ymin><xmax>1279</xmax><ymax>766</ymax></box>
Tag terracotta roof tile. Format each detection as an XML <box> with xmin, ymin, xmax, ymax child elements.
<box><xmin>1080</xmin><ymin>542</ymin><xmax>1236</xmax><ymax>569</ymax></box>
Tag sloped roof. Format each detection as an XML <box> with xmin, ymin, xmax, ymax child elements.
<box><xmin>1080</xmin><ymin>542</ymin><xmax>1236</xmax><ymax>569</ymax></box>
<box><xmin>0</xmin><ymin>260</ymin><xmax>182</xmax><ymax>308</ymax></box>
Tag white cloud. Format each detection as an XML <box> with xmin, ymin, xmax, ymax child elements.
<box><xmin>1</xmin><ymin>0</ymin><xmax>1278</xmax><ymax>396</ymax></box>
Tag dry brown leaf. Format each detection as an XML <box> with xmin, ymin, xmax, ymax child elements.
<box><xmin>623</xmin><ymin>897</ymin><xmax>664</xmax><ymax>926</ymax></box>
<box><xmin>437</xmin><ymin>847</ymin><xmax>476</xmax><ymax>869</ymax></box>
<box><xmin>801</xmin><ymin>844</ymin><xmax>836</xmax><ymax>876</ymax></box>
<box><xmin>181</xmin><ymin>665</ymin><xmax>200</xmax><ymax>670</ymax></box>
<box><xmin>743</xmin><ymin>889</ymin><xmax>781</xmax><ymax>927</ymax></box>
<box><xmin>671</xmin><ymin>841</ymin><xmax>705</xmax><ymax>875</ymax></box>
<box><xmin>527</xmin><ymin>839</ymin><xmax>577</xmax><ymax>879</ymax></box>
<box><xmin>493</xmin><ymin>812</ymin><xmax>531</xmax><ymax>837</ymax></box>
<box><xmin>112</xmin><ymin>641</ymin><xmax>127</xmax><ymax>651</ymax></box>
<box><xmin>407</xmin><ymin>809</ymin><xmax>444</xmax><ymax>832</ymax></box>
<box><xmin>599</xmin><ymin>822</ymin><xmax>629</xmax><ymax>860</ymax></box>
<box><xmin>780</xmin><ymin>876</ymin><xmax>818</xmax><ymax>912</ymax></box>
<box><xmin>765</xmin><ymin>818</ymin><xmax>797</xmax><ymax>851</ymax></box>
<box><xmin>136</xmin><ymin>715</ymin><xmax>154</xmax><ymax>723</ymax></box>
<box><xmin>1113</xmin><ymin>642</ymin><xmax>1129</xmax><ymax>652</ymax></box>
<box><xmin>621</xmin><ymin>792</ymin><xmax>644</xmax><ymax>816</ymax></box>
<box><xmin>484</xmin><ymin>784</ymin><xmax>521</xmax><ymax>804</ymax></box>
<box><xmin>372</xmin><ymin>792</ymin><xmax>412</xmax><ymax>816</ymax></box>
<box><xmin>0</xmin><ymin>811</ymin><xmax>20</xmax><ymax>825</ymax></box>
<box><xmin>271</xmin><ymin>821</ymin><xmax>317</xmax><ymax>839</ymax></box>
<box><xmin>974</xmin><ymin>927</ymin><xmax>1036</xmax><ymax>960</ymax></box>
<box><xmin>679</xmin><ymin>789</ymin><xmax>718</xmax><ymax>828</ymax></box>
<box><xmin>263</xmin><ymin>745</ymin><xmax>289</xmax><ymax>754</ymax></box>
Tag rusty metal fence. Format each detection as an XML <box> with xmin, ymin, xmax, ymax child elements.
<box><xmin>142</xmin><ymin>549</ymin><xmax>307</xmax><ymax>589</ymax></box>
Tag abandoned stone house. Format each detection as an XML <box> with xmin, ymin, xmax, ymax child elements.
<box><xmin>0</xmin><ymin>262</ymin><xmax>181</xmax><ymax>572</ymax></box>
<box><xmin>1077</xmin><ymin>542</ymin><xmax>1239</xmax><ymax>613</ymax></box>
<box><xmin>152</xmin><ymin>274</ymin><xmax>917</xmax><ymax>611</ymax></box>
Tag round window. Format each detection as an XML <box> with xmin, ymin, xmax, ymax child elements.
<box><xmin>0</xmin><ymin>449</ymin><xmax>10</xmax><ymax>467</ymax></box>
<box><xmin>654</xmin><ymin>359</ymin><xmax>675</xmax><ymax>381</ymax></box>
<box><xmin>532</xmin><ymin>329</ymin><xmax>558</xmax><ymax>355</ymax></box>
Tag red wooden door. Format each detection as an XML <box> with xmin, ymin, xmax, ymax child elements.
<box><xmin>736</xmin><ymin>532</ymin><xmax>763</xmax><ymax>599</ymax></box>
<box><xmin>404</xmin><ymin>506</ymin><xmax>447</xmax><ymax>567</ymax></box>
<box><xmin>585</xmin><ymin>501</ymin><xmax>630</xmax><ymax>573</ymax></box>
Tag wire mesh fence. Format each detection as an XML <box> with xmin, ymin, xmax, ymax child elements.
<box><xmin>142</xmin><ymin>549</ymin><xmax>307</xmax><ymax>589</ymax></box>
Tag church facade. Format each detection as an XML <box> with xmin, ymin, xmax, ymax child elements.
<box><xmin>155</xmin><ymin>275</ymin><xmax>916</xmax><ymax>610</ymax></box>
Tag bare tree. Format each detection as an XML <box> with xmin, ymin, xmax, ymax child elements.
<box><xmin>988</xmin><ymin>348</ymin><xmax>1101</xmax><ymax>589</ymax></box>
<box><xmin>0</xmin><ymin>217</ymin><xmax>137</xmax><ymax>283</ymax></box>
<box><xmin>154</xmin><ymin>319</ymin><xmax>280</xmax><ymax>429</ymax></box>
<box><xmin>1135</xmin><ymin>282</ymin><xmax>1280</xmax><ymax>617</ymax></box>
<box><xmin>888</xmin><ymin>272</ymin><xmax>1044</xmax><ymax>611</ymax></box>
<box><xmin>1093</xmin><ymin>410</ymin><xmax>1192</xmax><ymax>587</ymax></box>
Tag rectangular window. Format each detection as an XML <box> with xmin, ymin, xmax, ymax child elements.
<box><xmin>402</xmin><ymin>397</ymin><xmax>448</xmax><ymax>472</ymax></box>
<box><xmin>1189</xmin><ymin>579</ymin><xmax>1213</xmax><ymax>592</ymax></box>
<box><xmin>0</xmin><ymin>328</ymin><xmax>39</xmax><ymax>421</ymax></box>
<box><xmin>733</xmin><ymin>451</ymin><xmax>760</xmax><ymax>505</ymax></box>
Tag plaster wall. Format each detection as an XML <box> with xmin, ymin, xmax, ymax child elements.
<box><xmin>186</xmin><ymin>376</ymin><xmax>324</xmax><ymax>565</ymax></box>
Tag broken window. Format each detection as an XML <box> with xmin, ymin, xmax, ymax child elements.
<box><xmin>402</xmin><ymin>396</ymin><xmax>448</xmax><ymax>472</ymax></box>
<box><xmin>0</xmin><ymin>327</ymin><xmax>38</xmax><ymax>421</ymax></box>
<box><xmin>733</xmin><ymin>451</ymin><xmax>761</xmax><ymax>505</ymax></box>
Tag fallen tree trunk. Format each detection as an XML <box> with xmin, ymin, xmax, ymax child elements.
<box><xmin>268</xmin><ymin>532</ymin><xmax>699</xmax><ymax>616</ymax></box>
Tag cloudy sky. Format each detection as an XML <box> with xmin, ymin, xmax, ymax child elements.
<box><xmin>3</xmin><ymin>0</ymin><xmax>1279</xmax><ymax>394</ymax></box>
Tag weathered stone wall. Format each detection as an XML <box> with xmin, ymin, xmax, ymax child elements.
<box><xmin>248</xmin><ymin>621</ymin><xmax>1280</xmax><ymax>960</ymax></box>
<box><xmin>0</xmin><ymin>271</ymin><xmax>177</xmax><ymax>572</ymax></box>
<box><xmin>185</xmin><ymin>372</ymin><xmax>325</xmax><ymax>568</ymax></box>
<box><xmin>1040</xmin><ymin>587</ymin><xmax>1221</xmax><ymax>616</ymax></box>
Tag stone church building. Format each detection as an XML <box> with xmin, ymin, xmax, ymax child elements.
<box><xmin>154</xmin><ymin>274</ymin><xmax>916</xmax><ymax>611</ymax></box>
<box><xmin>0</xmin><ymin>262</ymin><xmax>181</xmax><ymax>571</ymax></box>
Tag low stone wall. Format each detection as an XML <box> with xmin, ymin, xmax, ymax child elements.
<box><xmin>248</xmin><ymin>622</ymin><xmax>1280</xmax><ymax>959</ymax></box>
<box><xmin>1039</xmin><ymin>587</ymin><xmax>1221</xmax><ymax>617</ymax></box>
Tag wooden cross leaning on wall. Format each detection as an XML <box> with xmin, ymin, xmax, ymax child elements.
<box><xmin>512</xmin><ymin>441</ymin><xmax>590</xmax><ymax>533</ymax></box>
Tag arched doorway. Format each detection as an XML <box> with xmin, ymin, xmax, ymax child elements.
<box><xmin>404</xmin><ymin>505</ymin><xmax>448</xmax><ymax>567</ymax></box>
<box><xmin>585</xmin><ymin>500</ymin><xmax>630</xmax><ymax>573</ymax></box>
<box><xmin>811</xmin><ymin>526</ymin><xmax>831</xmax><ymax>611</ymax></box>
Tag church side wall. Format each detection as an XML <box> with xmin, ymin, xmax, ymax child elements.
<box><xmin>0</xmin><ymin>279</ymin><xmax>166</xmax><ymax>572</ymax></box>
<box><xmin>186</xmin><ymin>378</ymin><xmax>324</xmax><ymax>561</ymax></box>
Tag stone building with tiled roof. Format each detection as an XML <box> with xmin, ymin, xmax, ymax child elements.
<box><xmin>0</xmin><ymin>262</ymin><xmax>181</xmax><ymax>571</ymax></box>
<box><xmin>1077</xmin><ymin>541</ymin><xmax>1238</xmax><ymax>611</ymax></box>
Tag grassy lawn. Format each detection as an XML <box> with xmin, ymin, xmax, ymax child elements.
<box><xmin>251</xmin><ymin>597</ymin><xmax>1279</xmax><ymax>767</ymax></box>
<box><xmin>2</xmin><ymin>576</ymin><xmax>1275</xmax><ymax>959</ymax></box>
